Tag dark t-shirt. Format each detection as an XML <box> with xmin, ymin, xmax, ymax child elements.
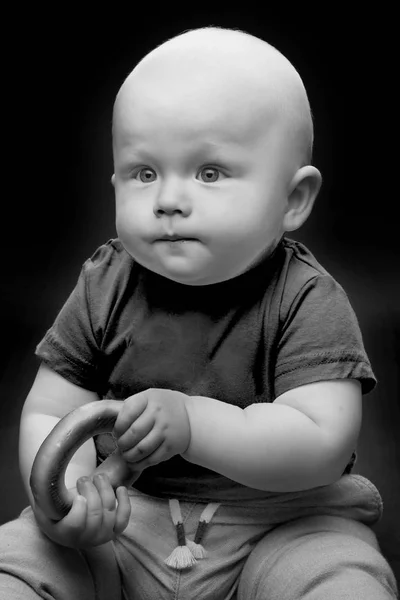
<box><xmin>35</xmin><ymin>237</ymin><xmax>376</xmax><ymax>502</ymax></box>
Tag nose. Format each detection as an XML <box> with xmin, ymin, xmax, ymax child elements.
<box><xmin>153</xmin><ymin>177</ymin><xmax>192</xmax><ymax>217</ymax></box>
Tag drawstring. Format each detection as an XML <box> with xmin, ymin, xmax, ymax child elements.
<box><xmin>187</xmin><ymin>502</ymin><xmax>221</xmax><ymax>559</ymax></box>
<box><xmin>165</xmin><ymin>499</ymin><xmax>196</xmax><ymax>569</ymax></box>
<box><xmin>165</xmin><ymin>499</ymin><xmax>221</xmax><ymax>570</ymax></box>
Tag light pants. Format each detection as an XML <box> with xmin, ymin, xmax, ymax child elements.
<box><xmin>0</xmin><ymin>475</ymin><xmax>397</xmax><ymax>599</ymax></box>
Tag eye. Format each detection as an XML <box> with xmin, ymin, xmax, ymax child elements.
<box><xmin>197</xmin><ymin>167</ymin><xmax>224</xmax><ymax>183</ymax></box>
<box><xmin>134</xmin><ymin>167</ymin><xmax>157</xmax><ymax>183</ymax></box>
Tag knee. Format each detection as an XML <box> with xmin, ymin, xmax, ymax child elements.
<box><xmin>238</xmin><ymin>516</ymin><xmax>398</xmax><ymax>600</ymax></box>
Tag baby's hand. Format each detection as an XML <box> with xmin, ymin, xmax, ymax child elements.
<box><xmin>33</xmin><ymin>474</ymin><xmax>131</xmax><ymax>549</ymax></box>
<box><xmin>113</xmin><ymin>389</ymin><xmax>191</xmax><ymax>468</ymax></box>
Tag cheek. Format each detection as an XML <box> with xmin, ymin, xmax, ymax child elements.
<box><xmin>224</xmin><ymin>191</ymin><xmax>281</xmax><ymax>233</ymax></box>
<box><xmin>115</xmin><ymin>210</ymin><xmax>143</xmax><ymax>255</ymax></box>
<box><xmin>224</xmin><ymin>197</ymin><xmax>285</xmax><ymax>255</ymax></box>
<box><xmin>115</xmin><ymin>193</ymin><xmax>145</xmax><ymax>231</ymax></box>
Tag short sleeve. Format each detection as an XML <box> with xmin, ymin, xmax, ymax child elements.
<box><xmin>274</xmin><ymin>274</ymin><xmax>376</xmax><ymax>397</ymax></box>
<box><xmin>35</xmin><ymin>252</ymin><xmax>108</xmax><ymax>393</ymax></box>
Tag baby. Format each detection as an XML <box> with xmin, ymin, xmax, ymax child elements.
<box><xmin>0</xmin><ymin>26</ymin><xmax>397</xmax><ymax>600</ymax></box>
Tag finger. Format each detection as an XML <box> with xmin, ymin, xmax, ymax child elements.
<box><xmin>76</xmin><ymin>476</ymin><xmax>104</xmax><ymax>539</ymax></box>
<box><xmin>130</xmin><ymin>440</ymin><xmax>172</xmax><ymax>470</ymax></box>
<box><xmin>113</xmin><ymin>393</ymin><xmax>148</xmax><ymax>438</ymax></box>
<box><xmin>114</xmin><ymin>487</ymin><xmax>131</xmax><ymax>535</ymax></box>
<box><xmin>91</xmin><ymin>473</ymin><xmax>119</xmax><ymax>543</ymax></box>
<box><xmin>120</xmin><ymin>430</ymin><xmax>164</xmax><ymax>464</ymax></box>
<box><xmin>117</xmin><ymin>411</ymin><xmax>155</xmax><ymax>452</ymax></box>
<box><xmin>58</xmin><ymin>494</ymin><xmax>88</xmax><ymax>538</ymax></box>
<box><xmin>93</xmin><ymin>473</ymin><xmax>117</xmax><ymax>511</ymax></box>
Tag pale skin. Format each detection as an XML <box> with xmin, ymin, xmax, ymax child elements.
<box><xmin>19</xmin><ymin>28</ymin><xmax>362</xmax><ymax>549</ymax></box>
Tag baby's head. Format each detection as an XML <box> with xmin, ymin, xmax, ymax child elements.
<box><xmin>112</xmin><ymin>27</ymin><xmax>322</xmax><ymax>285</ymax></box>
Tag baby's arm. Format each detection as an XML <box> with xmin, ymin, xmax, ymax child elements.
<box><xmin>19</xmin><ymin>363</ymin><xmax>131</xmax><ymax>547</ymax></box>
<box><xmin>20</xmin><ymin>363</ymin><xmax>98</xmax><ymax>502</ymax></box>
<box><xmin>182</xmin><ymin>379</ymin><xmax>362</xmax><ymax>492</ymax></box>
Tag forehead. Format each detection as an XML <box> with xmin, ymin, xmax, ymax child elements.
<box><xmin>113</xmin><ymin>58</ymin><xmax>285</xmax><ymax>153</ymax></box>
<box><xmin>114</xmin><ymin>80</ymin><xmax>278</xmax><ymax>150</ymax></box>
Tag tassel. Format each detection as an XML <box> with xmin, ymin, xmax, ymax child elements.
<box><xmin>187</xmin><ymin>502</ymin><xmax>221</xmax><ymax>560</ymax></box>
<box><xmin>165</xmin><ymin>543</ymin><xmax>197</xmax><ymax>569</ymax></box>
<box><xmin>186</xmin><ymin>538</ymin><xmax>207</xmax><ymax>559</ymax></box>
<box><xmin>165</xmin><ymin>500</ymin><xmax>196</xmax><ymax>570</ymax></box>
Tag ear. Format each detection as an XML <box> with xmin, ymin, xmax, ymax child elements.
<box><xmin>283</xmin><ymin>166</ymin><xmax>322</xmax><ymax>232</ymax></box>
<box><xmin>111</xmin><ymin>174</ymin><xmax>116</xmax><ymax>187</ymax></box>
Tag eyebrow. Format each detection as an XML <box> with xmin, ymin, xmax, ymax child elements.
<box><xmin>118</xmin><ymin>134</ymin><xmax>244</xmax><ymax>158</ymax></box>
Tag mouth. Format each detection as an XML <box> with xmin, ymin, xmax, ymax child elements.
<box><xmin>156</xmin><ymin>235</ymin><xmax>199</xmax><ymax>242</ymax></box>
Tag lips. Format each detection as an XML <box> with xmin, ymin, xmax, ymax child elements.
<box><xmin>157</xmin><ymin>235</ymin><xmax>198</xmax><ymax>242</ymax></box>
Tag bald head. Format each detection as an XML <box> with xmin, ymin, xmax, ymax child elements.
<box><xmin>113</xmin><ymin>27</ymin><xmax>314</xmax><ymax>165</ymax></box>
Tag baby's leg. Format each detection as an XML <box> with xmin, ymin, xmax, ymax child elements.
<box><xmin>0</xmin><ymin>507</ymin><xmax>121</xmax><ymax>600</ymax></box>
<box><xmin>237</xmin><ymin>514</ymin><xmax>398</xmax><ymax>600</ymax></box>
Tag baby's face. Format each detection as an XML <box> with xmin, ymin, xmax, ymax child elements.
<box><xmin>112</xmin><ymin>46</ymin><xmax>303</xmax><ymax>285</ymax></box>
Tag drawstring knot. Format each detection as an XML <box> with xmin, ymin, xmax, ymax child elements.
<box><xmin>165</xmin><ymin>499</ymin><xmax>220</xmax><ymax>570</ymax></box>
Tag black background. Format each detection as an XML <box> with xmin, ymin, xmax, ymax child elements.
<box><xmin>1</xmin><ymin>6</ymin><xmax>399</xmax><ymax>582</ymax></box>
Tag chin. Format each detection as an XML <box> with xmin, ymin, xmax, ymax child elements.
<box><xmin>141</xmin><ymin>255</ymin><xmax>212</xmax><ymax>285</ymax></box>
<box><xmin>160</xmin><ymin>269</ymin><xmax>214</xmax><ymax>286</ymax></box>
<box><xmin>152</xmin><ymin>263</ymin><xmax>226</xmax><ymax>286</ymax></box>
<box><xmin>160</xmin><ymin>267</ymin><xmax>247</xmax><ymax>287</ymax></box>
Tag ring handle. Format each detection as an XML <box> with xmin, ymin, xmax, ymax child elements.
<box><xmin>29</xmin><ymin>400</ymin><xmax>141</xmax><ymax>520</ymax></box>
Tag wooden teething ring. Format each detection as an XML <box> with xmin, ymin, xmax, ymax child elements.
<box><xmin>29</xmin><ymin>400</ymin><xmax>141</xmax><ymax>521</ymax></box>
